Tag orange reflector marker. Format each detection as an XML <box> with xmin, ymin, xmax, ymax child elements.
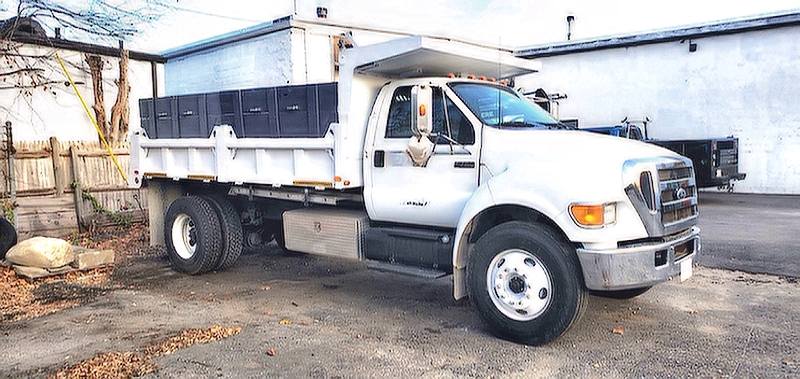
<box><xmin>447</xmin><ymin>73</ymin><xmax>456</xmax><ymax>78</ymax></box>
<box><xmin>419</xmin><ymin>104</ymin><xmax>427</xmax><ymax>116</ymax></box>
<box><xmin>570</xmin><ymin>204</ymin><xmax>605</xmax><ymax>227</ymax></box>
<box><xmin>334</xmin><ymin>176</ymin><xmax>342</xmax><ymax>182</ymax></box>
<box><xmin>467</xmin><ymin>74</ymin><xmax>476</xmax><ymax>79</ymax></box>
<box><xmin>344</xmin><ymin>180</ymin><xmax>351</xmax><ymax>186</ymax></box>
<box><xmin>479</xmin><ymin>75</ymin><xmax>486</xmax><ymax>81</ymax></box>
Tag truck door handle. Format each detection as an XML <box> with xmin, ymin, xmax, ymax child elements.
<box><xmin>374</xmin><ymin>150</ymin><xmax>385</xmax><ymax>168</ymax></box>
<box><xmin>454</xmin><ymin>161</ymin><xmax>475</xmax><ymax>169</ymax></box>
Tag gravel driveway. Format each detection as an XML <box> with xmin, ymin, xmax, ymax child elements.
<box><xmin>1</xmin><ymin>193</ymin><xmax>798</xmax><ymax>378</ymax></box>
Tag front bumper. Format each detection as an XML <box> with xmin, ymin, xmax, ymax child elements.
<box><xmin>576</xmin><ymin>226</ymin><xmax>700</xmax><ymax>291</ymax></box>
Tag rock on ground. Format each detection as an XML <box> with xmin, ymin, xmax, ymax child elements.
<box><xmin>5</xmin><ymin>236</ymin><xmax>74</xmax><ymax>269</ymax></box>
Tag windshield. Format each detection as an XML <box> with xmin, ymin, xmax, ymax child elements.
<box><xmin>448</xmin><ymin>82</ymin><xmax>560</xmax><ymax>128</ymax></box>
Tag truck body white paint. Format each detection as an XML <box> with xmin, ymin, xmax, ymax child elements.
<box><xmin>134</xmin><ymin>32</ymin><xmax>701</xmax><ymax>346</ymax></box>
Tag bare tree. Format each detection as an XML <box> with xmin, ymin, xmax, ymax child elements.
<box><xmin>10</xmin><ymin>0</ymin><xmax>175</xmax><ymax>42</ymax></box>
<box><xmin>1</xmin><ymin>0</ymin><xmax>174</xmax><ymax>143</ymax></box>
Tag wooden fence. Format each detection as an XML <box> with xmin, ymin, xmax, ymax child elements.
<box><xmin>1</xmin><ymin>135</ymin><xmax>147</xmax><ymax>240</ymax></box>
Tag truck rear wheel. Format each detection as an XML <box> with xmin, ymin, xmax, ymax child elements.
<box><xmin>467</xmin><ymin>221</ymin><xmax>587</xmax><ymax>345</ymax></box>
<box><xmin>201</xmin><ymin>195</ymin><xmax>243</xmax><ymax>270</ymax></box>
<box><xmin>164</xmin><ymin>196</ymin><xmax>222</xmax><ymax>274</ymax></box>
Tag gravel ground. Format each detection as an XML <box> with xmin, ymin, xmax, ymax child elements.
<box><xmin>1</xmin><ymin>242</ymin><xmax>797</xmax><ymax>378</ymax></box>
<box><xmin>1</xmin><ymin>193</ymin><xmax>799</xmax><ymax>378</ymax></box>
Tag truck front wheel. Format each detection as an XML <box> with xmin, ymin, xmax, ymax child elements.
<box><xmin>165</xmin><ymin>196</ymin><xmax>222</xmax><ymax>274</ymax></box>
<box><xmin>467</xmin><ymin>221</ymin><xmax>587</xmax><ymax>345</ymax></box>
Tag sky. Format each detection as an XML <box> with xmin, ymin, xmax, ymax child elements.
<box><xmin>3</xmin><ymin>0</ymin><xmax>800</xmax><ymax>53</ymax></box>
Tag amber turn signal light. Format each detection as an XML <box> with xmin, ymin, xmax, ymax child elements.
<box><xmin>570</xmin><ymin>203</ymin><xmax>616</xmax><ymax>227</ymax></box>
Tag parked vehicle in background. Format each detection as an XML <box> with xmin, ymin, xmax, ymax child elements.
<box><xmin>583</xmin><ymin>119</ymin><xmax>746</xmax><ymax>191</ymax></box>
<box><xmin>130</xmin><ymin>35</ymin><xmax>700</xmax><ymax>346</ymax></box>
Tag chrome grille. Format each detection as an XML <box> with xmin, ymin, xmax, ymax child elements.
<box><xmin>624</xmin><ymin>156</ymin><xmax>699</xmax><ymax>237</ymax></box>
<box><xmin>657</xmin><ymin>165</ymin><xmax>698</xmax><ymax>227</ymax></box>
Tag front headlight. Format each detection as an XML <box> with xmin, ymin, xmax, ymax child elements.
<box><xmin>569</xmin><ymin>203</ymin><xmax>616</xmax><ymax>228</ymax></box>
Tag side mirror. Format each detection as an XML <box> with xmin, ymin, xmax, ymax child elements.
<box><xmin>407</xmin><ymin>85</ymin><xmax>434</xmax><ymax>167</ymax></box>
<box><xmin>411</xmin><ymin>85</ymin><xmax>432</xmax><ymax>137</ymax></box>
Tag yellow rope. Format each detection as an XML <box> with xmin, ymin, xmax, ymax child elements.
<box><xmin>56</xmin><ymin>53</ymin><xmax>128</xmax><ymax>181</ymax></box>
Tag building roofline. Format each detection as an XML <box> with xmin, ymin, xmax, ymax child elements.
<box><xmin>1</xmin><ymin>16</ymin><xmax>166</xmax><ymax>62</ymax></box>
<box><xmin>160</xmin><ymin>16</ymin><xmax>294</xmax><ymax>59</ymax></box>
<box><xmin>515</xmin><ymin>9</ymin><xmax>800</xmax><ymax>58</ymax></box>
<box><xmin>160</xmin><ymin>14</ymin><xmax>514</xmax><ymax>60</ymax></box>
<box><xmin>10</xmin><ymin>34</ymin><xmax>166</xmax><ymax>62</ymax></box>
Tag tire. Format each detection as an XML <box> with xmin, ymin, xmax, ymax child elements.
<box><xmin>0</xmin><ymin>217</ymin><xmax>17</xmax><ymax>260</ymax></box>
<box><xmin>591</xmin><ymin>286</ymin><xmax>652</xmax><ymax>299</ymax></box>
<box><xmin>201</xmin><ymin>195</ymin><xmax>243</xmax><ymax>270</ymax></box>
<box><xmin>467</xmin><ymin>221</ymin><xmax>587</xmax><ymax>346</ymax></box>
<box><xmin>164</xmin><ymin>196</ymin><xmax>222</xmax><ymax>275</ymax></box>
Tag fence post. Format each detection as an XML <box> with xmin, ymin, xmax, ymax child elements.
<box><xmin>70</xmin><ymin>146</ymin><xmax>85</xmax><ymax>231</ymax></box>
<box><xmin>50</xmin><ymin>136</ymin><xmax>64</xmax><ymax>196</ymax></box>
<box><xmin>4</xmin><ymin>121</ymin><xmax>16</xmax><ymax>227</ymax></box>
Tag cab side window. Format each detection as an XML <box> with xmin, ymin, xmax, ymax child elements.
<box><xmin>386</xmin><ymin>87</ymin><xmax>413</xmax><ymax>138</ymax></box>
<box><xmin>385</xmin><ymin>86</ymin><xmax>475</xmax><ymax>145</ymax></box>
<box><xmin>432</xmin><ymin>88</ymin><xmax>475</xmax><ymax>145</ymax></box>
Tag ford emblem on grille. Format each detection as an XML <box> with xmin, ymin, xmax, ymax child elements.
<box><xmin>675</xmin><ymin>187</ymin><xmax>688</xmax><ymax>200</ymax></box>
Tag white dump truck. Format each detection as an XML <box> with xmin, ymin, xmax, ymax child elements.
<box><xmin>130</xmin><ymin>36</ymin><xmax>699</xmax><ymax>345</ymax></box>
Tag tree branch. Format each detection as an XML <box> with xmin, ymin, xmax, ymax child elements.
<box><xmin>0</xmin><ymin>68</ymin><xmax>45</xmax><ymax>77</ymax></box>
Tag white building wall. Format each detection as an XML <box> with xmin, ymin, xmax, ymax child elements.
<box><xmin>162</xmin><ymin>20</ymin><xmax>414</xmax><ymax>97</ymax></box>
<box><xmin>298</xmin><ymin>30</ymin><xmax>336</xmax><ymax>83</ymax></box>
<box><xmin>517</xmin><ymin>26</ymin><xmax>800</xmax><ymax>194</ymax></box>
<box><xmin>1</xmin><ymin>45</ymin><xmax>156</xmax><ymax>143</ymax></box>
<box><xmin>164</xmin><ymin>30</ymin><xmax>295</xmax><ymax>95</ymax></box>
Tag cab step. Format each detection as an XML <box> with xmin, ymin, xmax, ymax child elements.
<box><xmin>366</xmin><ymin>262</ymin><xmax>448</xmax><ymax>279</ymax></box>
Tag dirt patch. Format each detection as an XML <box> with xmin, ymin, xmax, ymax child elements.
<box><xmin>1</xmin><ymin>265</ymin><xmax>113</xmax><ymax>322</ymax></box>
<box><xmin>1</xmin><ymin>223</ymin><xmax>150</xmax><ymax>323</ymax></box>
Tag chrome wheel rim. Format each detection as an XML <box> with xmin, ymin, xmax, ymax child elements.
<box><xmin>486</xmin><ymin>249</ymin><xmax>552</xmax><ymax>321</ymax></box>
<box><xmin>171</xmin><ymin>213</ymin><xmax>197</xmax><ymax>260</ymax></box>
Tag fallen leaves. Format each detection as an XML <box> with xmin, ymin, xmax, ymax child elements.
<box><xmin>612</xmin><ymin>327</ymin><xmax>624</xmax><ymax>335</ymax></box>
<box><xmin>145</xmin><ymin>325</ymin><xmax>243</xmax><ymax>356</ymax></box>
<box><xmin>279</xmin><ymin>318</ymin><xmax>292</xmax><ymax>325</ymax></box>
<box><xmin>1</xmin><ymin>223</ymin><xmax>148</xmax><ymax>324</ymax></box>
<box><xmin>51</xmin><ymin>325</ymin><xmax>242</xmax><ymax>379</ymax></box>
<box><xmin>0</xmin><ymin>265</ymin><xmax>111</xmax><ymax>323</ymax></box>
<box><xmin>267</xmin><ymin>348</ymin><xmax>276</xmax><ymax>356</ymax></box>
<box><xmin>51</xmin><ymin>351</ymin><xmax>156</xmax><ymax>379</ymax></box>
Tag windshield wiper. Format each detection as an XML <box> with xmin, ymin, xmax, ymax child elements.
<box><xmin>497</xmin><ymin>121</ymin><xmax>547</xmax><ymax>128</ymax></box>
<box><xmin>497</xmin><ymin>120</ymin><xmax>572</xmax><ymax>130</ymax></box>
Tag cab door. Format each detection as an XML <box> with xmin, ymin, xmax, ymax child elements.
<box><xmin>365</xmin><ymin>84</ymin><xmax>479</xmax><ymax>228</ymax></box>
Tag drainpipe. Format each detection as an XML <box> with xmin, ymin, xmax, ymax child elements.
<box><xmin>151</xmin><ymin>61</ymin><xmax>159</xmax><ymax>98</ymax></box>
